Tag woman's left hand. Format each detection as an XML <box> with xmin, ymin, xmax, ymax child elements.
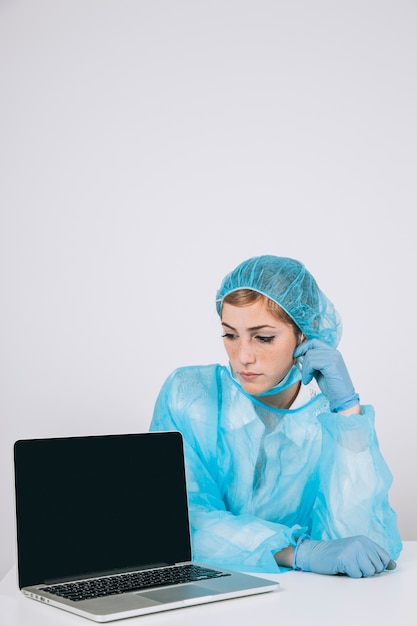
<box><xmin>293</xmin><ymin>339</ymin><xmax>359</xmax><ymax>413</ymax></box>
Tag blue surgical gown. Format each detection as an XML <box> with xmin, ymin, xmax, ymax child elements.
<box><xmin>150</xmin><ymin>364</ymin><xmax>402</xmax><ymax>573</ymax></box>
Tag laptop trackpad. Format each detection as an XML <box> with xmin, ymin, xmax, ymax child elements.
<box><xmin>138</xmin><ymin>584</ymin><xmax>215</xmax><ymax>604</ymax></box>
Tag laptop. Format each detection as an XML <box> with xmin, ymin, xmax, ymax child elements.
<box><xmin>13</xmin><ymin>431</ymin><xmax>279</xmax><ymax>622</ymax></box>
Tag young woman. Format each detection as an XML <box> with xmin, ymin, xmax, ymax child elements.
<box><xmin>150</xmin><ymin>255</ymin><xmax>402</xmax><ymax>576</ymax></box>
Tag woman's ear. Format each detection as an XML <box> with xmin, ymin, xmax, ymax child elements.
<box><xmin>297</xmin><ymin>333</ymin><xmax>306</xmax><ymax>346</ymax></box>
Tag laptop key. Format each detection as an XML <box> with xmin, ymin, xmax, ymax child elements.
<box><xmin>41</xmin><ymin>565</ymin><xmax>231</xmax><ymax>602</ymax></box>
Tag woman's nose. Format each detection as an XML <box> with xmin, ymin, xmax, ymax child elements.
<box><xmin>237</xmin><ymin>340</ymin><xmax>256</xmax><ymax>365</ymax></box>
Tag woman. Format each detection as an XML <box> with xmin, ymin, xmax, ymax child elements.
<box><xmin>150</xmin><ymin>255</ymin><xmax>402</xmax><ymax>577</ymax></box>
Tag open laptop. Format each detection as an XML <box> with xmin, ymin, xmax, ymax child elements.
<box><xmin>13</xmin><ymin>432</ymin><xmax>279</xmax><ymax>622</ymax></box>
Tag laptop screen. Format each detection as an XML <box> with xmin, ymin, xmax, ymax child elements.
<box><xmin>14</xmin><ymin>432</ymin><xmax>192</xmax><ymax>588</ymax></box>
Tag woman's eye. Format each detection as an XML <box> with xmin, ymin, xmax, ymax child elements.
<box><xmin>256</xmin><ymin>335</ymin><xmax>275</xmax><ymax>344</ymax></box>
<box><xmin>222</xmin><ymin>333</ymin><xmax>236</xmax><ymax>340</ymax></box>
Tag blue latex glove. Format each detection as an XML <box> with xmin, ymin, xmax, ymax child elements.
<box><xmin>293</xmin><ymin>339</ymin><xmax>359</xmax><ymax>412</ymax></box>
<box><xmin>293</xmin><ymin>535</ymin><xmax>396</xmax><ymax>578</ymax></box>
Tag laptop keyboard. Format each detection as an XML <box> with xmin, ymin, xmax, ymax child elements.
<box><xmin>41</xmin><ymin>564</ymin><xmax>230</xmax><ymax>602</ymax></box>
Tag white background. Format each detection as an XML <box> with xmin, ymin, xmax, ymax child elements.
<box><xmin>1</xmin><ymin>0</ymin><xmax>416</xmax><ymax>579</ymax></box>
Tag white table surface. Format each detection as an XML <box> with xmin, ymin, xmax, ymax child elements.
<box><xmin>1</xmin><ymin>542</ymin><xmax>415</xmax><ymax>626</ymax></box>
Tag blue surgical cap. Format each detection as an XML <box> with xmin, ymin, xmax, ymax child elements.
<box><xmin>216</xmin><ymin>255</ymin><xmax>342</xmax><ymax>348</ymax></box>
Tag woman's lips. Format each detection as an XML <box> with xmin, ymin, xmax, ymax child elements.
<box><xmin>239</xmin><ymin>371</ymin><xmax>261</xmax><ymax>382</ymax></box>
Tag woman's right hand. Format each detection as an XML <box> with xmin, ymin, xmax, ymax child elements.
<box><xmin>293</xmin><ymin>534</ymin><xmax>395</xmax><ymax>578</ymax></box>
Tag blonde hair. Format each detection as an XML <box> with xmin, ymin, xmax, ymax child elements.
<box><xmin>222</xmin><ymin>289</ymin><xmax>301</xmax><ymax>337</ymax></box>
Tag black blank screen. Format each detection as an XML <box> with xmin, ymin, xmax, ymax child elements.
<box><xmin>14</xmin><ymin>432</ymin><xmax>191</xmax><ymax>588</ymax></box>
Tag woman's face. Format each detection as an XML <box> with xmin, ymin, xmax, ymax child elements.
<box><xmin>221</xmin><ymin>299</ymin><xmax>300</xmax><ymax>396</ymax></box>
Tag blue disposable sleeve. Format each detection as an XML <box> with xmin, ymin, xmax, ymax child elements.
<box><xmin>311</xmin><ymin>406</ymin><xmax>402</xmax><ymax>560</ymax></box>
